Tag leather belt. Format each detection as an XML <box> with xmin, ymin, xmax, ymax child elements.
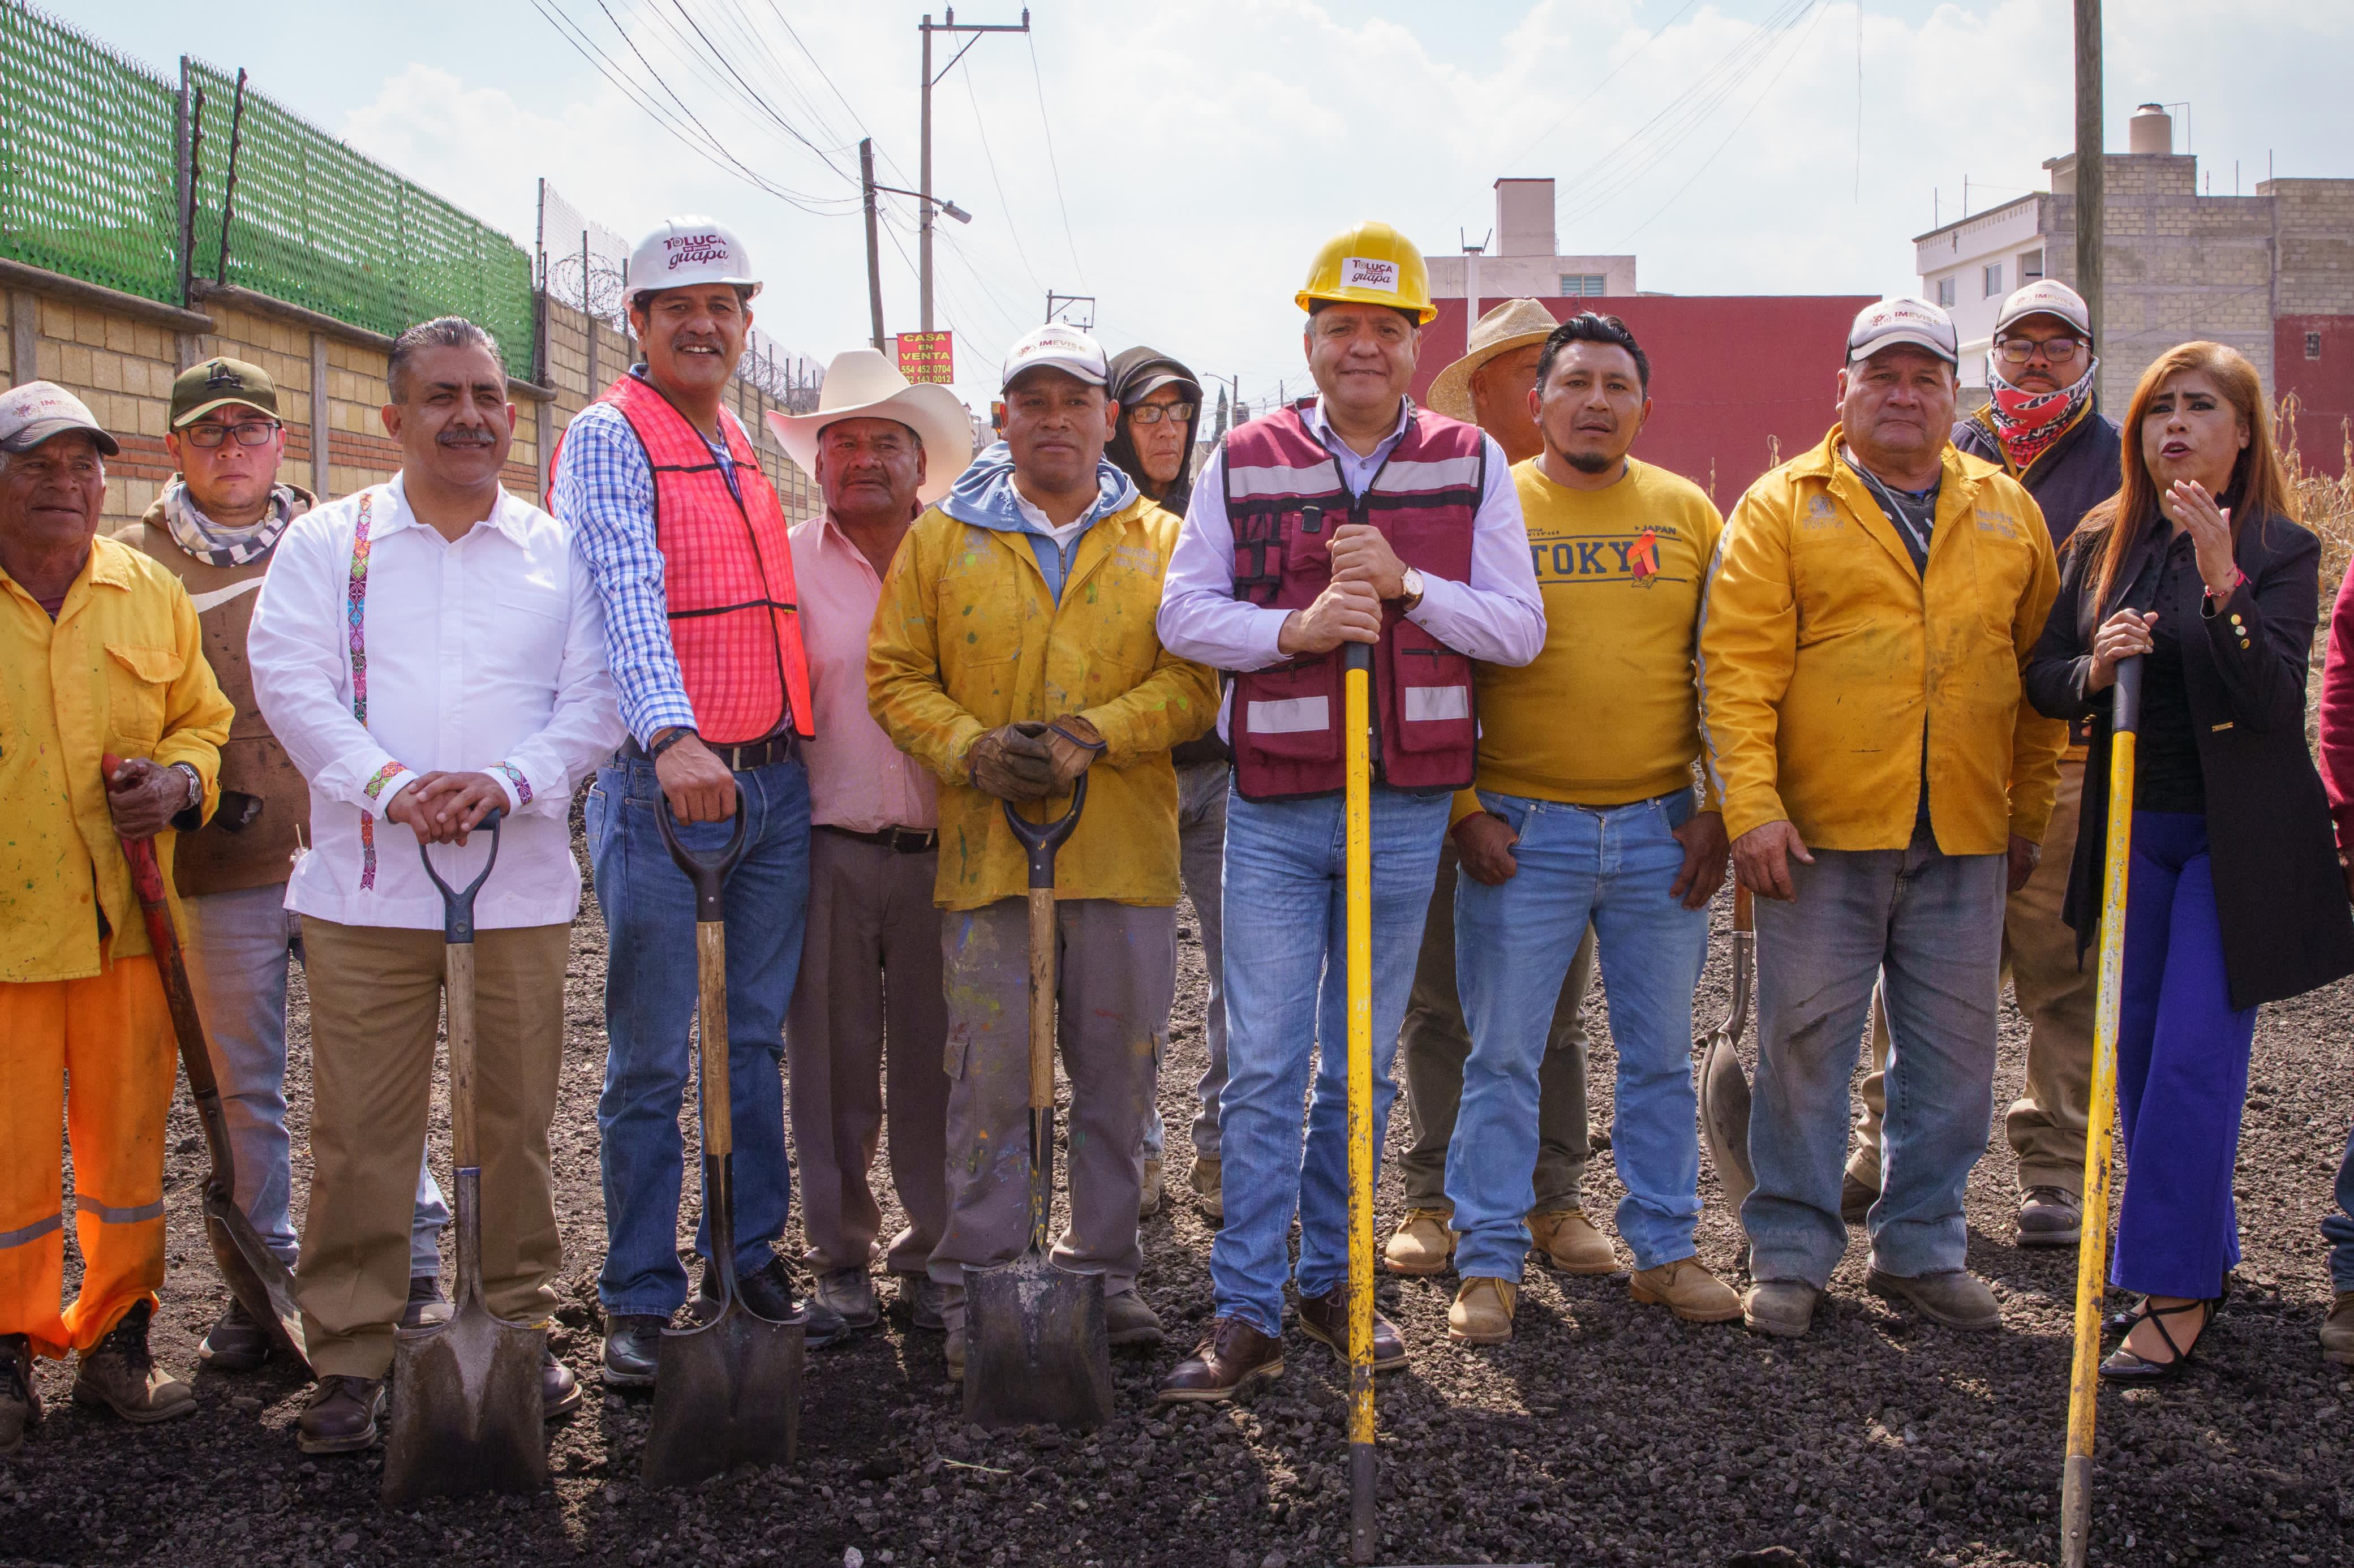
<box><xmin>622</xmin><ymin>731</ymin><xmax>799</xmax><ymax>772</ymax></box>
<box><xmin>815</xmin><ymin>823</ymin><xmax>938</xmax><ymax>854</ymax></box>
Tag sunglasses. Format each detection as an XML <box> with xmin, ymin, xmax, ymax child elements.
<box><xmin>181</xmin><ymin>419</ymin><xmax>281</xmax><ymax>449</ymax></box>
<box><xmin>1127</xmin><ymin>403</ymin><xmax>1196</xmax><ymax>426</ymax></box>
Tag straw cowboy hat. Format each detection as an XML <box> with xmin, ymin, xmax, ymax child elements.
<box><xmin>764</xmin><ymin>349</ymin><xmax>974</xmax><ymax>506</ymax></box>
<box><xmin>1424</xmin><ymin>298</ymin><xmax>1562</xmax><ymax>423</ymax></box>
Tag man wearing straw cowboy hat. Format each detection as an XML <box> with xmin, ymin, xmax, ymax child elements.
<box><xmin>766</xmin><ymin>349</ymin><xmax>972</xmax><ymax>1336</ymax></box>
<box><xmin>1387</xmin><ymin>298</ymin><xmax>1613</xmax><ymax>1282</ymax></box>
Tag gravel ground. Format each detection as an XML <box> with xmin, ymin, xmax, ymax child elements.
<box><xmin>6</xmin><ymin>829</ymin><xmax>2352</xmax><ymax>1568</ymax></box>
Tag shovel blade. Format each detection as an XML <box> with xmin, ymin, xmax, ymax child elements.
<box><xmin>380</xmin><ymin>1299</ymin><xmax>549</xmax><ymax>1506</ymax></box>
<box><xmin>962</xmin><ymin>1251</ymin><xmax>1112</xmax><ymax>1430</ymax></box>
<box><xmin>1698</xmin><ymin>1030</ymin><xmax>1756</xmax><ymax>1221</ymax></box>
<box><xmin>639</xmin><ymin>1304</ymin><xmax>804</xmax><ymax>1488</ymax></box>
<box><xmin>201</xmin><ymin>1189</ymin><xmax>308</xmax><ymax>1374</ymax></box>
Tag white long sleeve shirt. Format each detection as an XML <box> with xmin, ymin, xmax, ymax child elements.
<box><xmin>1157</xmin><ymin>398</ymin><xmax>1546</xmax><ymax>736</ymax></box>
<box><xmin>249</xmin><ymin>474</ymin><xmax>625</xmax><ymax>931</ymax></box>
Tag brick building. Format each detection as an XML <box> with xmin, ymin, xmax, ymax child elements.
<box><xmin>1914</xmin><ymin>104</ymin><xmax>2354</xmax><ymax>473</ymax></box>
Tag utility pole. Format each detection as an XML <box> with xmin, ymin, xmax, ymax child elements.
<box><xmin>2074</xmin><ymin>0</ymin><xmax>2103</xmax><ymax>347</ymax></box>
<box><xmin>919</xmin><ymin>7</ymin><xmax>1030</xmax><ymax>331</ymax></box>
<box><xmin>860</xmin><ymin>138</ymin><xmax>886</xmax><ymax>351</ymax></box>
<box><xmin>1045</xmin><ymin>291</ymin><xmax>1094</xmax><ymax>330</ymax></box>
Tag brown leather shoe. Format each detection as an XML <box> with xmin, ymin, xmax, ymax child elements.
<box><xmin>298</xmin><ymin>1376</ymin><xmax>385</xmax><ymax>1455</ymax></box>
<box><xmin>1295</xmin><ymin>1286</ymin><xmax>1407</xmax><ymax>1370</ymax></box>
<box><xmin>2324</xmin><ymin>1291</ymin><xmax>2354</xmax><ymax>1366</ymax></box>
<box><xmin>1158</xmin><ymin>1316</ymin><xmax>1283</xmax><ymax>1403</ymax></box>
<box><xmin>1382</xmin><ymin>1208</ymin><xmax>1455</xmax><ymax>1275</ymax></box>
<box><xmin>1526</xmin><ymin>1209</ymin><xmax>1617</xmax><ymax>1274</ymax></box>
<box><xmin>0</xmin><ymin>1334</ymin><xmax>40</xmax><ymax>1455</ymax></box>
<box><xmin>1630</xmin><ymin>1257</ymin><xmax>1743</xmax><ymax>1323</ymax></box>
<box><xmin>70</xmin><ymin>1301</ymin><xmax>194</xmax><ymax>1425</ymax></box>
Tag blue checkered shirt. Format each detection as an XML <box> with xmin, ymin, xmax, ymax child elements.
<box><xmin>552</xmin><ymin>385</ymin><xmax>744</xmax><ymax>748</ymax></box>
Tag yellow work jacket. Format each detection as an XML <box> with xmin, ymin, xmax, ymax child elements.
<box><xmin>1</xmin><ymin>537</ymin><xmax>231</xmax><ymax>982</ymax></box>
<box><xmin>867</xmin><ymin>496</ymin><xmax>1218</xmax><ymax>911</ymax></box>
<box><xmin>1698</xmin><ymin>427</ymin><xmax>2065</xmax><ymax>856</ymax></box>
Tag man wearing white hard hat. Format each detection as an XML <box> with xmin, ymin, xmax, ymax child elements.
<box><xmin>551</xmin><ymin>216</ymin><xmax>840</xmax><ymax>1385</ymax></box>
<box><xmin>1843</xmin><ymin>278</ymin><xmax>2121</xmax><ymax>1251</ymax></box>
<box><xmin>867</xmin><ymin>323</ymin><xmax>1218</xmax><ymax>1381</ymax></box>
<box><xmin>1699</xmin><ymin>297</ymin><xmax>2065</xmax><ymax>1338</ymax></box>
<box><xmin>765</xmin><ymin>350</ymin><xmax>971</xmax><ymax>1335</ymax></box>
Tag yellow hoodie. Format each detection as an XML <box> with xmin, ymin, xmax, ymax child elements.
<box><xmin>1698</xmin><ymin>427</ymin><xmax>2065</xmax><ymax>855</ymax></box>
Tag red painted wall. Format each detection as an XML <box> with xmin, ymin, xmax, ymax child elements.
<box><xmin>2277</xmin><ymin>315</ymin><xmax>2354</xmax><ymax>479</ymax></box>
<box><xmin>1414</xmin><ymin>294</ymin><xmax>1879</xmax><ymax>505</ymax></box>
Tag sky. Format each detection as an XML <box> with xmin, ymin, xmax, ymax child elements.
<box><xmin>53</xmin><ymin>0</ymin><xmax>2354</xmax><ymax>418</ymax></box>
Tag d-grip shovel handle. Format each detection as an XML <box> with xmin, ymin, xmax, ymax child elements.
<box><xmin>656</xmin><ymin>783</ymin><xmax>753</xmax><ymax>919</ymax></box>
<box><xmin>657</xmin><ymin>784</ymin><xmax>750</xmax><ymax>1177</ymax></box>
<box><xmin>1004</xmin><ymin>775</ymin><xmax>1088</xmax><ymax>1112</ymax></box>
<box><xmin>415</xmin><ymin>807</ymin><xmax>505</xmax><ymax>944</ymax></box>
<box><xmin>418</xmin><ymin>810</ymin><xmax>502</xmax><ymax>1176</ymax></box>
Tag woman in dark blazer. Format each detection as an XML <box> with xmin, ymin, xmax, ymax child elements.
<box><xmin>2024</xmin><ymin>340</ymin><xmax>2354</xmax><ymax>1382</ymax></box>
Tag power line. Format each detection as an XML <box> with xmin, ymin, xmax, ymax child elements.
<box><xmin>1024</xmin><ymin>33</ymin><xmax>1085</xmax><ymax>286</ymax></box>
<box><xmin>960</xmin><ymin>61</ymin><xmax>1050</xmax><ymax>295</ymax></box>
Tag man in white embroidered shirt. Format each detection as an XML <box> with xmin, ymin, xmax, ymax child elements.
<box><xmin>248</xmin><ymin>318</ymin><xmax>625</xmax><ymax>1458</ymax></box>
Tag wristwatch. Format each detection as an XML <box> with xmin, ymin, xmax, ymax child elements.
<box><xmin>1399</xmin><ymin>566</ymin><xmax>1425</xmax><ymax>611</ymax></box>
<box><xmin>169</xmin><ymin>762</ymin><xmax>202</xmax><ymax>809</ymax></box>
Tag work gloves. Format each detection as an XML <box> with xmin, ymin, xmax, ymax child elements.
<box><xmin>968</xmin><ymin>723</ymin><xmax>1058</xmax><ymax>801</ymax></box>
<box><xmin>1041</xmin><ymin>715</ymin><xmax>1106</xmax><ymax>788</ymax></box>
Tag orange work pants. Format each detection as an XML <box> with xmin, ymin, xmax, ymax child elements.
<box><xmin>0</xmin><ymin>957</ymin><xmax>175</xmax><ymax>1359</ymax></box>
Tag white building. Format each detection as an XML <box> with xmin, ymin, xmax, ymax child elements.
<box><xmin>1425</xmin><ymin>178</ymin><xmax>1636</xmax><ymax>302</ymax></box>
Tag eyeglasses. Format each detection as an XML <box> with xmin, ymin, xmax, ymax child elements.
<box><xmin>181</xmin><ymin>419</ymin><xmax>281</xmax><ymax>449</ymax></box>
<box><xmin>1994</xmin><ymin>337</ymin><xmax>2085</xmax><ymax>366</ymax></box>
<box><xmin>1128</xmin><ymin>403</ymin><xmax>1196</xmax><ymax>426</ymax></box>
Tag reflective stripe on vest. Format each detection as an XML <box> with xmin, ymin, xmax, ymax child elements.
<box><xmin>599</xmin><ymin>374</ymin><xmax>814</xmax><ymax>744</ymax></box>
<box><xmin>1223</xmin><ymin>402</ymin><xmax>1481</xmax><ymax>801</ymax></box>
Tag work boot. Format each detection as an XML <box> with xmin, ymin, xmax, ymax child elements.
<box><xmin>944</xmin><ymin>1327</ymin><xmax>964</xmax><ymax>1384</ymax></box>
<box><xmin>297</xmin><ymin>1375</ymin><xmax>385</xmax><ymax>1455</ymax></box>
<box><xmin>1105</xmin><ymin>1290</ymin><xmax>1165</xmax><ymax>1347</ymax></box>
<box><xmin>896</xmin><ymin>1272</ymin><xmax>947</xmax><ymax>1333</ymax></box>
<box><xmin>542</xmin><ymin>1349</ymin><xmax>582</xmax><ymax>1420</ymax></box>
<box><xmin>1158</xmin><ymin>1316</ymin><xmax>1283</xmax><ymax>1403</ymax></box>
<box><xmin>1140</xmin><ymin>1157</ymin><xmax>1164</xmax><ymax>1219</ymax></box>
<box><xmin>1383</xmin><ymin>1208</ymin><xmax>1455</xmax><ymax>1277</ymax></box>
<box><xmin>1630</xmin><ymin>1257</ymin><xmax>1743</xmax><ymax>1323</ymax></box>
<box><xmin>600</xmin><ymin>1312</ymin><xmax>664</xmax><ymax>1389</ymax></box>
<box><xmin>1527</xmin><ymin>1209</ymin><xmax>1618</xmax><ymax>1275</ymax></box>
<box><xmin>1867</xmin><ymin>1268</ymin><xmax>2002</xmax><ymax>1331</ymax></box>
<box><xmin>199</xmin><ymin>1297</ymin><xmax>273</xmax><ymax>1373</ymax></box>
<box><xmin>1189</xmin><ymin>1154</ymin><xmax>1223</xmax><ymax>1223</ymax></box>
<box><xmin>2319</xmin><ymin>1292</ymin><xmax>2354</xmax><ymax>1365</ymax></box>
<box><xmin>2016</xmin><ymin>1187</ymin><xmax>2083</xmax><ymax>1249</ymax></box>
<box><xmin>1296</xmin><ymin>1285</ymin><xmax>1408</xmax><ymax>1369</ymax></box>
<box><xmin>812</xmin><ymin>1268</ymin><xmax>881</xmax><ymax>1331</ymax></box>
<box><xmin>708</xmin><ymin>1256</ymin><xmax>849</xmax><ymax>1348</ymax></box>
<box><xmin>71</xmin><ymin>1301</ymin><xmax>194</xmax><ymax>1424</ymax></box>
<box><xmin>1743</xmin><ymin>1279</ymin><xmax>1820</xmax><ymax>1338</ymax></box>
<box><xmin>1841</xmin><ymin>1171</ymin><xmax>1878</xmax><ymax>1225</ymax></box>
<box><xmin>401</xmin><ymin>1274</ymin><xmax>452</xmax><ymax>1331</ymax></box>
<box><xmin>1</xmin><ymin>1334</ymin><xmax>40</xmax><ymax>1456</ymax></box>
<box><xmin>1447</xmin><ymin>1278</ymin><xmax>1518</xmax><ymax>1345</ymax></box>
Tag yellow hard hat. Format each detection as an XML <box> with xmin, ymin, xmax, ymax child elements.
<box><xmin>1296</xmin><ymin>221</ymin><xmax>1436</xmax><ymax>324</ymax></box>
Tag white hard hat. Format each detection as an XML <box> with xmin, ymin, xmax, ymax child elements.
<box><xmin>625</xmin><ymin>216</ymin><xmax>762</xmax><ymax>302</ymax></box>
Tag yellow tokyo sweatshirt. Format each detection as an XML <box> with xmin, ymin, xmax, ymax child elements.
<box><xmin>1453</xmin><ymin>456</ymin><xmax>1724</xmax><ymax>823</ymax></box>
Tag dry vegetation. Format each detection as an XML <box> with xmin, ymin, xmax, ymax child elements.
<box><xmin>2280</xmin><ymin>396</ymin><xmax>2354</xmax><ymax>749</ymax></box>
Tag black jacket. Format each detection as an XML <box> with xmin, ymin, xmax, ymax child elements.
<box><xmin>1954</xmin><ymin>401</ymin><xmax>2123</xmax><ymax>552</ymax></box>
<box><xmin>2022</xmin><ymin>507</ymin><xmax>2354</xmax><ymax>1009</ymax></box>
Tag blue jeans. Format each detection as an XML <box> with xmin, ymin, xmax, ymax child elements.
<box><xmin>1745</xmin><ymin>826</ymin><xmax>2005</xmax><ymax>1285</ymax></box>
<box><xmin>587</xmin><ymin>753</ymin><xmax>810</xmax><ymax>1316</ymax></box>
<box><xmin>1453</xmin><ymin>790</ymin><xmax>1709</xmax><ymax>1278</ymax></box>
<box><xmin>179</xmin><ymin>882</ymin><xmax>446</xmax><ymax>1275</ymax></box>
<box><xmin>2112</xmin><ymin>813</ymin><xmax>2257</xmax><ymax>1300</ymax></box>
<box><xmin>2326</xmin><ymin>1123</ymin><xmax>2354</xmax><ymax>1295</ymax></box>
<box><xmin>1211</xmin><ymin>781</ymin><xmax>1449</xmax><ymax>1337</ymax></box>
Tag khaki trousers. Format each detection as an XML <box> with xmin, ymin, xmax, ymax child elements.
<box><xmin>1398</xmin><ymin>841</ymin><xmax>1596</xmax><ymax>1213</ymax></box>
<box><xmin>787</xmin><ymin>830</ymin><xmax>950</xmax><ymax>1275</ymax></box>
<box><xmin>295</xmin><ymin>918</ymin><xmax>569</xmax><ymax>1379</ymax></box>
<box><xmin>927</xmin><ymin>898</ymin><xmax>1172</xmax><ymax>1332</ymax></box>
<box><xmin>1849</xmin><ymin>756</ymin><xmax>2095</xmax><ymax>1196</ymax></box>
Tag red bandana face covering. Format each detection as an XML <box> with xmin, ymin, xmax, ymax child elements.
<box><xmin>1987</xmin><ymin>355</ymin><xmax>2098</xmax><ymax>474</ymax></box>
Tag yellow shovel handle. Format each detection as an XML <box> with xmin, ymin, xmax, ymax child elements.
<box><xmin>1344</xmin><ymin>645</ymin><xmax>1376</xmax><ymax>1564</ymax></box>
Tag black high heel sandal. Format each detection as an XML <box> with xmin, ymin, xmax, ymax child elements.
<box><xmin>2104</xmin><ymin>1271</ymin><xmax>2232</xmax><ymax>1338</ymax></box>
<box><xmin>2099</xmin><ymin>1296</ymin><xmax>2214</xmax><ymax>1383</ymax></box>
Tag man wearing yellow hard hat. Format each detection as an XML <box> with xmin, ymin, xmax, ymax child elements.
<box><xmin>1155</xmin><ymin>222</ymin><xmax>1544</xmax><ymax>1401</ymax></box>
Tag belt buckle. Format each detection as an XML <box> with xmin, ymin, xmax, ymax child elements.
<box><xmin>888</xmin><ymin>826</ymin><xmax>930</xmax><ymax>853</ymax></box>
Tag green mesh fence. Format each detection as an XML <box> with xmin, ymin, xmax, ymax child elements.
<box><xmin>187</xmin><ymin>61</ymin><xmax>536</xmax><ymax>372</ymax></box>
<box><xmin>0</xmin><ymin>3</ymin><xmax>182</xmax><ymax>303</ymax></box>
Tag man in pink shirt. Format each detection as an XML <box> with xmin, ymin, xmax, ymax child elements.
<box><xmin>770</xmin><ymin>353</ymin><xmax>974</xmax><ymax>1334</ymax></box>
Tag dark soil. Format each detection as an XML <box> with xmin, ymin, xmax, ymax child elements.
<box><xmin>6</xmin><ymin>827</ymin><xmax>2352</xmax><ymax>1568</ymax></box>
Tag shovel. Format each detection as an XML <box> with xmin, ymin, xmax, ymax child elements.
<box><xmin>383</xmin><ymin>805</ymin><xmax>551</xmax><ymax>1506</ymax></box>
<box><xmin>963</xmin><ymin>774</ymin><xmax>1113</xmax><ymax>1432</ymax></box>
<box><xmin>105</xmin><ymin>754</ymin><xmax>308</xmax><ymax>1374</ymax></box>
<box><xmin>641</xmin><ymin>783</ymin><xmax>806</xmax><ymax>1487</ymax></box>
<box><xmin>1696</xmin><ymin>882</ymin><xmax>1757</xmax><ymax>1227</ymax></box>
<box><xmin>1341</xmin><ymin>641</ymin><xmax>1380</xmax><ymax>1565</ymax></box>
<box><xmin>2060</xmin><ymin>656</ymin><xmax>2141</xmax><ymax>1568</ymax></box>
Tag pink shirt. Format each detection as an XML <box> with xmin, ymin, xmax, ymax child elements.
<box><xmin>789</xmin><ymin>514</ymin><xmax>939</xmax><ymax>833</ymax></box>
